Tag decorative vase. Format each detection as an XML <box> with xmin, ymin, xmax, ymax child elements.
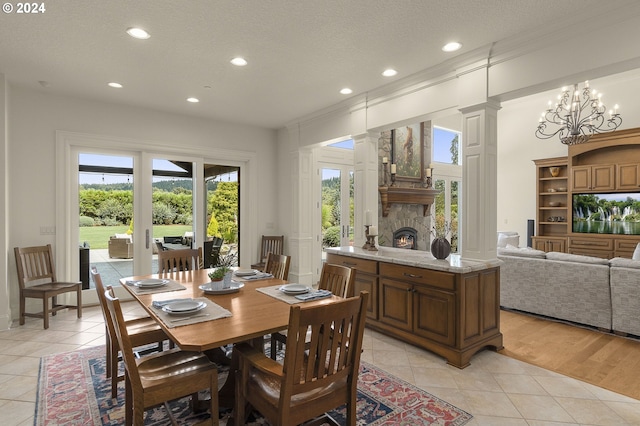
<box><xmin>431</xmin><ymin>237</ymin><xmax>451</xmax><ymax>260</ymax></box>
<box><xmin>549</xmin><ymin>167</ymin><xmax>560</xmax><ymax>177</ymax></box>
<box><xmin>223</xmin><ymin>271</ymin><xmax>233</xmax><ymax>288</ymax></box>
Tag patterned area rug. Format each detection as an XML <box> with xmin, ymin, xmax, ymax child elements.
<box><xmin>36</xmin><ymin>345</ymin><xmax>472</xmax><ymax>425</ymax></box>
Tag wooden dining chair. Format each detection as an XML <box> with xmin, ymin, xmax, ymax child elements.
<box><xmin>104</xmin><ymin>286</ymin><xmax>219</xmax><ymax>426</ymax></box>
<box><xmin>91</xmin><ymin>268</ymin><xmax>170</xmax><ymax>399</ymax></box>
<box><xmin>235</xmin><ymin>291</ymin><xmax>369</xmax><ymax>426</ymax></box>
<box><xmin>14</xmin><ymin>244</ymin><xmax>82</xmax><ymax>329</ymax></box>
<box><xmin>250</xmin><ymin>235</ymin><xmax>284</xmax><ymax>271</ymax></box>
<box><xmin>263</xmin><ymin>252</ymin><xmax>291</xmax><ymax>280</ymax></box>
<box><xmin>270</xmin><ymin>262</ymin><xmax>354</xmax><ymax>359</ymax></box>
<box><xmin>157</xmin><ymin>247</ymin><xmax>202</xmax><ymax>273</ymax></box>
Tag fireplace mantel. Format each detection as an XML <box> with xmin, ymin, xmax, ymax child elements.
<box><xmin>378</xmin><ymin>186</ymin><xmax>440</xmax><ymax>217</ymax></box>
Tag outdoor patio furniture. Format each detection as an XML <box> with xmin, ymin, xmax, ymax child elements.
<box><xmin>108</xmin><ymin>234</ymin><xmax>133</xmax><ymax>259</ymax></box>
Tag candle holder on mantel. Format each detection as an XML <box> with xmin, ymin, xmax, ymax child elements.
<box><xmin>422</xmin><ymin>167</ymin><xmax>433</xmax><ymax>188</ymax></box>
<box><xmin>362</xmin><ymin>225</ymin><xmax>378</xmax><ymax>251</ymax></box>
<box><xmin>423</xmin><ymin>176</ymin><xmax>433</xmax><ymax>189</ymax></box>
<box><xmin>382</xmin><ymin>163</ymin><xmax>388</xmax><ymax>186</ymax></box>
<box><xmin>390</xmin><ymin>172</ymin><xmax>397</xmax><ymax>187</ymax></box>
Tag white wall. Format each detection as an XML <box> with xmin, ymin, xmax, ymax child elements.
<box><xmin>4</xmin><ymin>85</ymin><xmax>279</xmax><ymax>326</ymax></box>
<box><xmin>0</xmin><ymin>75</ymin><xmax>8</xmax><ymax>330</ymax></box>
<box><xmin>497</xmin><ymin>69</ymin><xmax>640</xmax><ymax>244</ymax></box>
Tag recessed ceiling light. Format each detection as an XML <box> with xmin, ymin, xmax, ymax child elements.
<box><xmin>340</xmin><ymin>88</ymin><xmax>353</xmax><ymax>95</ymax></box>
<box><xmin>230</xmin><ymin>57</ymin><xmax>248</xmax><ymax>66</ymax></box>
<box><xmin>186</xmin><ymin>97</ymin><xmax>200</xmax><ymax>103</ymax></box>
<box><xmin>442</xmin><ymin>42</ymin><xmax>462</xmax><ymax>52</ymax></box>
<box><xmin>382</xmin><ymin>69</ymin><xmax>398</xmax><ymax>77</ymax></box>
<box><xmin>108</xmin><ymin>82</ymin><xmax>123</xmax><ymax>88</ymax></box>
<box><xmin>126</xmin><ymin>27</ymin><xmax>150</xmax><ymax>40</ymax></box>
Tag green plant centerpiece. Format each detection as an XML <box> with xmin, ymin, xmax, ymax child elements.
<box><xmin>208</xmin><ymin>251</ymin><xmax>238</xmax><ymax>282</ymax></box>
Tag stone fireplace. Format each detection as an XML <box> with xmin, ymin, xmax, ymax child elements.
<box><xmin>393</xmin><ymin>227</ymin><xmax>417</xmax><ymax>249</ymax></box>
<box><xmin>377</xmin><ymin>203</ymin><xmax>431</xmax><ymax>251</ymax></box>
<box><xmin>376</xmin><ymin>122</ymin><xmax>433</xmax><ymax>252</ymax></box>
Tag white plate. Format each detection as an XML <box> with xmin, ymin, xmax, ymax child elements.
<box><xmin>199</xmin><ymin>281</ymin><xmax>245</xmax><ymax>295</ymax></box>
<box><xmin>280</xmin><ymin>284</ymin><xmax>310</xmax><ymax>295</ymax></box>
<box><xmin>134</xmin><ymin>278</ymin><xmax>170</xmax><ymax>288</ymax></box>
<box><xmin>162</xmin><ymin>300</ymin><xmax>206</xmax><ymax>315</ymax></box>
<box><xmin>234</xmin><ymin>269</ymin><xmax>258</xmax><ymax>277</ymax></box>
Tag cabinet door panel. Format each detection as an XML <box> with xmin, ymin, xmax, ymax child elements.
<box><xmin>592</xmin><ymin>165</ymin><xmax>615</xmax><ymax>191</ymax></box>
<box><xmin>617</xmin><ymin>164</ymin><xmax>640</xmax><ymax>190</ymax></box>
<box><xmin>572</xmin><ymin>166</ymin><xmax>590</xmax><ymax>191</ymax></box>
<box><xmin>413</xmin><ymin>286</ymin><xmax>455</xmax><ymax>345</ymax></box>
<box><xmin>354</xmin><ymin>272</ymin><xmax>377</xmax><ymax>319</ymax></box>
<box><xmin>378</xmin><ymin>279</ymin><xmax>412</xmax><ymax>331</ymax></box>
<box><xmin>547</xmin><ymin>239</ymin><xmax>566</xmax><ymax>252</ymax></box>
<box><xmin>531</xmin><ymin>237</ymin><xmax>547</xmax><ymax>251</ymax></box>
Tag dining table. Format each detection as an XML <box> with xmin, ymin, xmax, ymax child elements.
<box><xmin>119</xmin><ymin>268</ymin><xmax>341</xmax><ymax>408</ymax></box>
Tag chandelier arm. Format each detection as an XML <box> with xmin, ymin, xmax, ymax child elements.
<box><xmin>535</xmin><ymin>81</ymin><xmax>622</xmax><ymax>145</ymax></box>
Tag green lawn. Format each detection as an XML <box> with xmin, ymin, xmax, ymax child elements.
<box><xmin>79</xmin><ymin>225</ymin><xmax>193</xmax><ymax>249</ymax></box>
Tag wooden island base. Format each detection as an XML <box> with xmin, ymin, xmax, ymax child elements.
<box><xmin>368</xmin><ymin>321</ymin><xmax>504</xmax><ymax>369</ymax></box>
<box><xmin>326</xmin><ymin>247</ymin><xmax>503</xmax><ymax>369</ymax></box>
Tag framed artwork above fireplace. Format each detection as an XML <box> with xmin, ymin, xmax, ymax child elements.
<box><xmin>391</xmin><ymin>122</ymin><xmax>424</xmax><ymax>182</ymax></box>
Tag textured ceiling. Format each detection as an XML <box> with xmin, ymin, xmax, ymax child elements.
<box><xmin>0</xmin><ymin>0</ymin><xmax>636</xmax><ymax>129</ymax></box>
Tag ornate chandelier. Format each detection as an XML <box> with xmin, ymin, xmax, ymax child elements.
<box><xmin>535</xmin><ymin>81</ymin><xmax>622</xmax><ymax>145</ymax></box>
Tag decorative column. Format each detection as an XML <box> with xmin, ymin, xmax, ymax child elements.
<box><xmin>287</xmin><ymin>144</ymin><xmax>314</xmax><ymax>285</ymax></box>
<box><xmin>460</xmin><ymin>100</ymin><xmax>500</xmax><ymax>260</ymax></box>
<box><xmin>353</xmin><ymin>132</ymin><xmax>379</xmax><ymax>247</ymax></box>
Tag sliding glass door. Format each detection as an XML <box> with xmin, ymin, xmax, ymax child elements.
<box><xmin>59</xmin><ymin>131</ymin><xmax>256</xmax><ymax>307</ymax></box>
<box><xmin>75</xmin><ymin>149</ymin><xmax>200</xmax><ymax>303</ymax></box>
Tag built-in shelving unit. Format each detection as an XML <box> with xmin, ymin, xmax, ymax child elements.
<box><xmin>533</xmin><ymin>127</ymin><xmax>640</xmax><ymax>258</ymax></box>
<box><xmin>532</xmin><ymin>157</ymin><xmax>569</xmax><ymax>252</ymax></box>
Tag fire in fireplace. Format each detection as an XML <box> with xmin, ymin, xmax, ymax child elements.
<box><xmin>393</xmin><ymin>227</ymin><xmax>418</xmax><ymax>250</ymax></box>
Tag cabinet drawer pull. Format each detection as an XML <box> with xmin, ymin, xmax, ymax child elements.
<box><xmin>407</xmin><ymin>287</ymin><xmax>412</xmax><ymax>292</ymax></box>
<box><xmin>342</xmin><ymin>261</ymin><xmax>357</xmax><ymax>266</ymax></box>
<box><xmin>403</xmin><ymin>273</ymin><xmax>422</xmax><ymax>279</ymax></box>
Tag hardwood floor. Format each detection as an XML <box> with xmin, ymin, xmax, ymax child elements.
<box><xmin>500</xmin><ymin>309</ymin><xmax>640</xmax><ymax>400</ymax></box>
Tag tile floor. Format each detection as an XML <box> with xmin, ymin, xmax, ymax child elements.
<box><xmin>2</xmin><ymin>305</ymin><xmax>640</xmax><ymax>425</ymax></box>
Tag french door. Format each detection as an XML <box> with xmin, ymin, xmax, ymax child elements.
<box><xmin>319</xmin><ymin>164</ymin><xmax>354</xmax><ymax>264</ymax></box>
<box><xmin>72</xmin><ymin>148</ymin><xmax>200</xmax><ymax>303</ymax></box>
<box><xmin>58</xmin><ymin>131</ymin><xmax>257</xmax><ymax>307</ymax></box>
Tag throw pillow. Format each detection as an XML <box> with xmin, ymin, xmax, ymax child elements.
<box><xmin>497</xmin><ymin>232</ymin><xmax>519</xmax><ymax>248</ymax></box>
<box><xmin>633</xmin><ymin>243</ymin><xmax>640</xmax><ymax>261</ymax></box>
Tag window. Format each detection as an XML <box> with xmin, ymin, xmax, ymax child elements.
<box><xmin>328</xmin><ymin>138</ymin><xmax>354</xmax><ymax>150</ymax></box>
<box><xmin>431</xmin><ymin>125</ymin><xmax>462</xmax><ymax>253</ymax></box>
<box><xmin>433</xmin><ymin>127</ymin><xmax>460</xmax><ymax>165</ymax></box>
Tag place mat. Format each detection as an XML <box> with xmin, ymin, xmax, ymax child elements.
<box><xmin>151</xmin><ymin>297</ymin><xmax>232</xmax><ymax>328</ymax></box>
<box><xmin>234</xmin><ymin>271</ymin><xmax>274</xmax><ymax>281</ymax></box>
<box><xmin>256</xmin><ymin>285</ymin><xmax>332</xmax><ymax>304</ymax></box>
<box><xmin>125</xmin><ymin>279</ymin><xmax>186</xmax><ymax>295</ymax></box>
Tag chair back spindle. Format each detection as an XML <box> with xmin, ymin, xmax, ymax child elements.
<box><xmin>318</xmin><ymin>263</ymin><xmax>354</xmax><ymax>298</ymax></box>
<box><xmin>157</xmin><ymin>247</ymin><xmax>202</xmax><ymax>274</ymax></box>
<box><xmin>264</xmin><ymin>253</ymin><xmax>291</xmax><ymax>280</ymax></box>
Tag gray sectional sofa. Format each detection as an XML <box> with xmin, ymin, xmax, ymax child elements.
<box><xmin>498</xmin><ymin>247</ymin><xmax>640</xmax><ymax>336</ymax></box>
